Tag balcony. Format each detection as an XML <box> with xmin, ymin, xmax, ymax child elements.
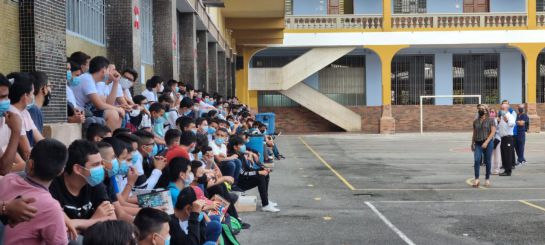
<box><xmin>285</xmin><ymin>15</ymin><xmax>383</xmax><ymax>30</ymax></box>
<box><xmin>538</xmin><ymin>12</ymin><xmax>545</xmax><ymax>26</ymax></box>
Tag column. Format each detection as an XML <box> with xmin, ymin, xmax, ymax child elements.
<box><xmin>509</xmin><ymin>43</ymin><xmax>545</xmax><ymax>133</ymax></box>
<box><xmin>196</xmin><ymin>31</ymin><xmax>208</xmax><ymax>91</ymax></box>
<box><xmin>153</xmin><ymin>0</ymin><xmax>178</xmax><ymax>82</ymax></box>
<box><xmin>435</xmin><ymin>53</ymin><xmax>454</xmax><ymax>105</ymax></box>
<box><xmin>382</xmin><ymin>0</ymin><xmax>392</xmax><ymax>31</ymax></box>
<box><xmin>179</xmin><ymin>13</ymin><xmax>198</xmax><ymax>88</ymax></box>
<box><xmin>366</xmin><ymin>45</ymin><xmax>409</xmax><ymax>134</ymax></box>
<box><xmin>226</xmin><ymin>56</ymin><xmax>233</xmax><ymax>97</ymax></box>
<box><xmin>529</xmin><ymin>0</ymin><xmax>537</xmax><ymax>29</ymax></box>
<box><xmin>207</xmin><ymin>43</ymin><xmax>218</xmax><ymax>93</ymax></box>
<box><xmin>217</xmin><ymin>51</ymin><xmax>227</xmax><ymax>97</ymax></box>
<box><xmin>19</xmin><ymin>0</ymin><xmax>67</xmax><ymax>123</ymax></box>
<box><xmin>240</xmin><ymin>47</ymin><xmax>263</xmax><ymax>110</ymax></box>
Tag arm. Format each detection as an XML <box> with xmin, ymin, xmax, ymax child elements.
<box><xmin>18</xmin><ymin>134</ymin><xmax>31</xmax><ymax>161</ymax></box>
<box><xmin>0</xmin><ymin>112</ymin><xmax>21</xmax><ymax>175</ymax></box>
<box><xmin>507</xmin><ymin>114</ymin><xmax>516</xmax><ymax>127</ymax></box>
<box><xmin>31</xmin><ymin>128</ymin><xmax>44</xmax><ymax>142</ymax></box>
<box><xmin>113</xmin><ymin>201</ymin><xmax>134</xmax><ymax>223</ymax></box>
<box><xmin>142</xmin><ymin>169</ymin><xmax>163</xmax><ymax>190</ymax></box>
<box><xmin>88</xmin><ymin>93</ymin><xmax>124</xmax><ymax>114</ymax></box>
<box><xmin>484</xmin><ymin>124</ymin><xmax>496</xmax><ymax>148</ymax></box>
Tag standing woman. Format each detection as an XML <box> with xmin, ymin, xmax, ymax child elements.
<box><xmin>471</xmin><ymin>104</ymin><xmax>496</xmax><ymax>187</ymax></box>
<box><xmin>489</xmin><ymin>108</ymin><xmax>502</xmax><ymax>175</ymax></box>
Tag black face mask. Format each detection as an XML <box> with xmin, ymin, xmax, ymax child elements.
<box><xmin>197</xmin><ymin>175</ymin><xmax>208</xmax><ymax>185</ymax></box>
<box><xmin>43</xmin><ymin>92</ymin><xmax>51</xmax><ymax>107</ymax></box>
<box><xmin>478</xmin><ymin>110</ymin><xmax>485</xmax><ymax>117</ymax></box>
<box><xmin>519</xmin><ymin>108</ymin><xmax>524</xmax><ymax>113</ymax></box>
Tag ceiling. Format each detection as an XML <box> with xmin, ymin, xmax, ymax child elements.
<box><xmin>221</xmin><ymin>0</ymin><xmax>285</xmax><ymax>18</ymax></box>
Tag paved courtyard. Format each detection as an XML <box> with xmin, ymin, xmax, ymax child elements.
<box><xmin>238</xmin><ymin>133</ymin><xmax>545</xmax><ymax>245</ymax></box>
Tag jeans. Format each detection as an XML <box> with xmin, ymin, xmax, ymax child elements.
<box><xmin>515</xmin><ymin>133</ymin><xmax>526</xmax><ymax>163</ymax></box>
<box><xmin>474</xmin><ymin>140</ymin><xmax>493</xmax><ymax>180</ymax></box>
<box><xmin>219</xmin><ymin>159</ymin><xmax>242</xmax><ymax>183</ymax></box>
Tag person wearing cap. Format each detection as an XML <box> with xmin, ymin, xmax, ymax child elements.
<box><xmin>169</xmin><ymin>187</ymin><xmax>206</xmax><ymax>245</ymax></box>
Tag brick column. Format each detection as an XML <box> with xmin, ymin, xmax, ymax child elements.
<box><xmin>207</xmin><ymin>43</ymin><xmax>218</xmax><ymax>94</ymax></box>
<box><xmin>153</xmin><ymin>0</ymin><xmax>178</xmax><ymax>82</ymax></box>
<box><xmin>178</xmin><ymin>13</ymin><xmax>198</xmax><ymax>88</ymax></box>
<box><xmin>217</xmin><ymin>51</ymin><xmax>227</xmax><ymax>97</ymax></box>
<box><xmin>196</xmin><ymin>31</ymin><xmax>208</xmax><ymax>91</ymax></box>
<box><xmin>19</xmin><ymin>0</ymin><xmax>67</xmax><ymax>123</ymax></box>
<box><xmin>226</xmin><ymin>56</ymin><xmax>233</xmax><ymax>97</ymax></box>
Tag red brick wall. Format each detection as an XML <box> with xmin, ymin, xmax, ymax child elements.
<box><xmin>260</xmin><ymin>104</ymin><xmax>519</xmax><ymax>133</ymax></box>
<box><xmin>536</xmin><ymin>104</ymin><xmax>545</xmax><ymax>130</ymax></box>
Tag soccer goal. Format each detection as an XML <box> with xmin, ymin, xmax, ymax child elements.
<box><xmin>419</xmin><ymin>95</ymin><xmax>481</xmax><ymax>134</ymax></box>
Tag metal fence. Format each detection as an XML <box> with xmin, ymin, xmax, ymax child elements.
<box><xmin>453</xmin><ymin>54</ymin><xmax>500</xmax><ymax>105</ymax></box>
<box><xmin>391</xmin><ymin>55</ymin><xmax>435</xmax><ymax>105</ymax></box>
<box><xmin>66</xmin><ymin>0</ymin><xmax>105</xmax><ymax>45</ymax></box>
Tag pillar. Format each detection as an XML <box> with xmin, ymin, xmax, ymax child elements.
<box><xmin>529</xmin><ymin>0</ymin><xmax>537</xmax><ymax>29</ymax></box>
<box><xmin>239</xmin><ymin>47</ymin><xmax>263</xmax><ymax>110</ymax></box>
<box><xmin>435</xmin><ymin>53</ymin><xmax>454</xmax><ymax>105</ymax></box>
<box><xmin>153</xmin><ymin>0</ymin><xmax>178</xmax><ymax>83</ymax></box>
<box><xmin>179</xmin><ymin>13</ymin><xmax>198</xmax><ymax>88</ymax></box>
<box><xmin>197</xmin><ymin>31</ymin><xmax>208</xmax><ymax>91</ymax></box>
<box><xmin>19</xmin><ymin>0</ymin><xmax>67</xmax><ymax>123</ymax></box>
<box><xmin>208</xmin><ymin>43</ymin><xmax>218</xmax><ymax>93</ymax></box>
<box><xmin>217</xmin><ymin>51</ymin><xmax>227</xmax><ymax>97</ymax></box>
<box><xmin>382</xmin><ymin>0</ymin><xmax>392</xmax><ymax>31</ymax></box>
<box><xmin>366</xmin><ymin>45</ymin><xmax>409</xmax><ymax>134</ymax></box>
<box><xmin>509</xmin><ymin>43</ymin><xmax>545</xmax><ymax>133</ymax></box>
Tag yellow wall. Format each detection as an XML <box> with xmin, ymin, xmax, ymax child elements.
<box><xmin>0</xmin><ymin>1</ymin><xmax>20</xmax><ymax>73</ymax></box>
<box><xmin>66</xmin><ymin>33</ymin><xmax>107</xmax><ymax>58</ymax></box>
<box><xmin>143</xmin><ymin>64</ymin><xmax>154</xmax><ymax>82</ymax></box>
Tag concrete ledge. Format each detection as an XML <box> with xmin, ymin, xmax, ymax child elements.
<box><xmin>235</xmin><ymin>195</ymin><xmax>257</xmax><ymax>213</ymax></box>
<box><xmin>43</xmin><ymin>123</ymin><xmax>82</xmax><ymax>146</ymax></box>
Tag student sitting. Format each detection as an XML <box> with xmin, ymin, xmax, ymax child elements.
<box><xmin>141</xmin><ymin>76</ymin><xmax>163</xmax><ymax>103</ymax></box>
<box><xmin>86</xmin><ymin>123</ymin><xmax>112</xmax><ymax>142</ymax></box>
<box><xmin>167</xmin><ymin>157</ymin><xmax>194</xmax><ymax>206</ymax></box>
<box><xmin>166</xmin><ymin>130</ymin><xmax>193</xmax><ymax>163</ymax></box>
<box><xmin>168</xmin><ymin>187</ymin><xmax>205</xmax><ymax>245</ymax></box>
<box><xmin>83</xmin><ymin>220</ymin><xmax>139</xmax><ymax>245</ymax></box>
<box><xmin>177</xmin><ymin>116</ymin><xmax>196</xmax><ymax>134</ymax></box>
<box><xmin>27</xmin><ymin>71</ymin><xmax>51</xmax><ymax>134</ymax></box>
<box><xmin>0</xmin><ymin>73</ymin><xmax>23</xmax><ymax>175</ymax></box>
<box><xmin>130</xmin><ymin>95</ymin><xmax>152</xmax><ymax>130</ymax></box>
<box><xmin>132</xmin><ymin>130</ymin><xmax>166</xmax><ymax>190</ymax></box>
<box><xmin>134</xmin><ymin>208</ymin><xmax>171</xmax><ymax>245</ymax></box>
<box><xmin>210</xmin><ymin>128</ymin><xmax>242</xmax><ymax>187</ymax></box>
<box><xmin>149</xmin><ymin>102</ymin><xmax>167</xmax><ymax>146</ymax></box>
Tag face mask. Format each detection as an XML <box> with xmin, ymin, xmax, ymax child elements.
<box><xmin>201</xmin><ymin>125</ymin><xmax>209</xmax><ymax>133</ymax></box>
<box><xmin>66</xmin><ymin>70</ymin><xmax>72</xmax><ymax>81</ymax></box>
<box><xmin>184</xmin><ymin>109</ymin><xmax>192</xmax><ymax>116</ymax></box>
<box><xmin>490</xmin><ymin>112</ymin><xmax>496</xmax><ymax>118</ymax></box>
<box><xmin>107</xmin><ymin>159</ymin><xmax>120</xmax><ymax>177</ymax></box>
<box><xmin>198</xmin><ymin>212</ymin><xmax>204</xmax><ymax>222</ymax></box>
<box><xmin>118</xmin><ymin>160</ymin><xmax>130</xmax><ymax>176</ymax></box>
<box><xmin>71</xmin><ymin>76</ymin><xmax>82</xmax><ymax>87</ymax></box>
<box><xmin>478</xmin><ymin>110</ymin><xmax>485</xmax><ymax>117</ymax></box>
<box><xmin>155</xmin><ymin>115</ymin><xmax>165</xmax><ymax>124</ymax></box>
<box><xmin>43</xmin><ymin>92</ymin><xmax>51</xmax><ymax>107</ymax></box>
<box><xmin>198</xmin><ymin>175</ymin><xmax>208</xmax><ymax>185</ymax></box>
<box><xmin>132</xmin><ymin>151</ymin><xmax>141</xmax><ymax>165</ymax></box>
<box><xmin>214</xmin><ymin>137</ymin><xmax>225</xmax><ymax>145</ymax></box>
<box><xmin>103</xmin><ymin>73</ymin><xmax>110</xmax><ymax>83</ymax></box>
<box><xmin>164</xmin><ymin>236</ymin><xmax>171</xmax><ymax>245</ymax></box>
<box><xmin>150</xmin><ymin>144</ymin><xmax>159</xmax><ymax>157</ymax></box>
<box><xmin>159</xmin><ymin>84</ymin><xmax>164</xmax><ymax>93</ymax></box>
<box><xmin>245</xmin><ymin>139</ymin><xmax>250</xmax><ymax>144</ymax></box>
<box><xmin>175</xmin><ymin>87</ymin><xmax>179</xmax><ymax>93</ymax></box>
<box><xmin>85</xmin><ymin>166</ymin><xmax>105</xmax><ymax>187</ymax></box>
<box><xmin>208</xmin><ymin>127</ymin><xmax>216</xmax><ymax>135</ymax></box>
<box><xmin>204</xmin><ymin>98</ymin><xmax>210</xmax><ymax>103</ymax></box>
<box><xmin>0</xmin><ymin>99</ymin><xmax>10</xmax><ymax>117</ymax></box>
<box><xmin>240</xmin><ymin>144</ymin><xmax>247</xmax><ymax>154</ymax></box>
<box><xmin>26</xmin><ymin>96</ymin><xmax>35</xmax><ymax>110</ymax></box>
<box><xmin>197</xmin><ymin>151</ymin><xmax>203</xmax><ymax>160</ymax></box>
<box><xmin>120</xmin><ymin>77</ymin><xmax>132</xmax><ymax>89</ymax></box>
<box><xmin>144</xmin><ymin>104</ymin><xmax>150</xmax><ymax>111</ymax></box>
<box><xmin>190</xmin><ymin>128</ymin><xmax>198</xmax><ymax>135</ymax></box>
<box><xmin>228</xmin><ymin>121</ymin><xmax>235</xmax><ymax>129</ymax></box>
<box><xmin>184</xmin><ymin>172</ymin><xmax>194</xmax><ymax>186</ymax></box>
<box><xmin>519</xmin><ymin>108</ymin><xmax>524</xmax><ymax>113</ymax></box>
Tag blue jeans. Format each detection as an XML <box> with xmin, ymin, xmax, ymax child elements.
<box><xmin>474</xmin><ymin>140</ymin><xmax>494</xmax><ymax>180</ymax></box>
<box><xmin>515</xmin><ymin>133</ymin><xmax>526</xmax><ymax>163</ymax></box>
<box><xmin>220</xmin><ymin>159</ymin><xmax>242</xmax><ymax>183</ymax></box>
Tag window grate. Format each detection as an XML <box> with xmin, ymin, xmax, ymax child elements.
<box><xmin>141</xmin><ymin>0</ymin><xmax>154</xmax><ymax>64</ymax></box>
<box><xmin>391</xmin><ymin>55</ymin><xmax>435</xmax><ymax>105</ymax></box>
<box><xmin>453</xmin><ymin>54</ymin><xmax>499</xmax><ymax>105</ymax></box>
<box><xmin>66</xmin><ymin>0</ymin><xmax>105</xmax><ymax>45</ymax></box>
<box><xmin>394</xmin><ymin>0</ymin><xmax>427</xmax><ymax>14</ymax></box>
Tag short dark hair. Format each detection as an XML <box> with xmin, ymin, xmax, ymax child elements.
<box><xmin>83</xmin><ymin>220</ymin><xmax>138</xmax><ymax>245</ymax></box>
<box><xmin>179</xmin><ymin>97</ymin><xmax>194</xmax><ymax>109</ymax></box>
<box><xmin>158</xmin><ymin>94</ymin><xmax>173</xmax><ymax>104</ymax></box>
<box><xmin>201</xmin><ymin>146</ymin><xmax>213</xmax><ymax>155</ymax></box>
<box><xmin>122</xmin><ymin>68</ymin><xmax>138</xmax><ymax>82</ymax></box>
<box><xmin>190</xmin><ymin>160</ymin><xmax>202</xmax><ymax>176</ymax></box>
<box><xmin>114</xmin><ymin>133</ymin><xmax>140</xmax><ymax>152</ymax></box>
<box><xmin>165</xmin><ymin>129</ymin><xmax>182</xmax><ymax>146</ymax></box>
<box><xmin>168</xmin><ymin>157</ymin><xmax>191</xmax><ymax>182</ymax></box>
<box><xmin>178</xmin><ymin>81</ymin><xmax>186</xmax><ymax>87</ymax></box>
<box><xmin>196</xmin><ymin>117</ymin><xmax>207</xmax><ymax>127</ymax></box>
<box><xmin>134</xmin><ymin>208</ymin><xmax>170</xmax><ymax>241</ymax></box>
<box><xmin>175</xmin><ymin>187</ymin><xmax>197</xmax><ymax>210</ymax></box>
<box><xmin>69</xmin><ymin>51</ymin><xmax>91</xmax><ymax>67</ymax></box>
<box><xmin>112</xmin><ymin>128</ymin><xmax>131</xmax><ymax>137</ymax></box>
<box><xmin>167</xmin><ymin>79</ymin><xmax>178</xmax><ymax>87</ymax></box>
<box><xmin>0</xmin><ymin>73</ymin><xmax>10</xmax><ymax>88</ymax></box>
<box><xmin>146</xmin><ymin>76</ymin><xmax>162</xmax><ymax>90</ymax></box>
<box><xmin>86</xmin><ymin>123</ymin><xmax>111</xmax><ymax>141</ymax></box>
<box><xmin>217</xmin><ymin>128</ymin><xmax>229</xmax><ymax>135</ymax></box>
<box><xmin>134</xmin><ymin>130</ymin><xmax>154</xmax><ymax>146</ymax></box>
<box><xmin>101</xmin><ymin>137</ymin><xmax>128</xmax><ymax>157</ymax></box>
<box><xmin>185</xmin><ymin>83</ymin><xmax>194</xmax><ymax>92</ymax></box>
<box><xmin>30</xmin><ymin>139</ymin><xmax>68</xmax><ymax>181</ymax></box>
<box><xmin>69</xmin><ymin>61</ymin><xmax>81</xmax><ymax>72</ymax></box>
<box><xmin>176</xmin><ymin>116</ymin><xmax>194</xmax><ymax>130</ymax></box>
<box><xmin>66</xmin><ymin>140</ymin><xmax>100</xmax><ymax>174</ymax></box>
<box><xmin>29</xmin><ymin>71</ymin><xmax>48</xmax><ymax>96</ymax></box>
<box><xmin>180</xmin><ymin>131</ymin><xmax>197</xmax><ymax>147</ymax></box>
<box><xmin>8</xmin><ymin>72</ymin><xmax>34</xmax><ymax>103</ymax></box>
<box><xmin>88</xmin><ymin>56</ymin><xmax>110</xmax><ymax>74</ymax></box>
<box><xmin>132</xmin><ymin>95</ymin><xmax>147</xmax><ymax>105</ymax></box>
<box><xmin>228</xmin><ymin>135</ymin><xmax>246</xmax><ymax>153</ymax></box>
<box><xmin>149</xmin><ymin>102</ymin><xmax>165</xmax><ymax>113</ymax></box>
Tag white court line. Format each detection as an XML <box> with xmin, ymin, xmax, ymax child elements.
<box><xmin>365</xmin><ymin>202</ymin><xmax>416</xmax><ymax>245</ymax></box>
<box><xmin>371</xmin><ymin>199</ymin><xmax>545</xmax><ymax>204</ymax></box>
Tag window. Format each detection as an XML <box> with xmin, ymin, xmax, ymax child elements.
<box><xmin>66</xmin><ymin>0</ymin><xmax>105</xmax><ymax>45</ymax></box>
<box><xmin>318</xmin><ymin>56</ymin><xmax>366</xmax><ymax>106</ymax></box>
<box><xmin>391</xmin><ymin>55</ymin><xmax>435</xmax><ymax>105</ymax></box>
<box><xmin>453</xmin><ymin>54</ymin><xmax>499</xmax><ymax>104</ymax></box>
<box><xmin>141</xmin><ymin>0</ymin><xmax>154</xmax><ymax>64</ymax></box>
<box><xmin>538</xmin><ymin>0</ymin><xmax>545</xmax><ymax>11</ymax></box>
<box><xmin>537</xmin><ymin>53</ymin><xmax>545</xmax><ymax>103</ymax></box>
<box><xmin>394</xmin><ymin>0</ymin><xmax>427</xmax><ymax>14</ymax></box>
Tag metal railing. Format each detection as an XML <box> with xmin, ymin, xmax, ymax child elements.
<box><xmin>187</xmin><ymin>0</ymin><xmax>228</xmax><ymax>52</ymax></box>
<box><xmin>538</xmin><ymin>12</ymin><xmax>545</xmax><ymax>26</ymax></box>
<box><xmin>285</xmin><ymin>15</ymin><xmax>383</xmax><ymax>30</ymax></box>
<box><xmin>392</xmin><ymin>13</ymin><xmax>527</xmax><ymax>29</ymax></box>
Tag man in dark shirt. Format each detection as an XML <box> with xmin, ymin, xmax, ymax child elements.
<box><xmin>49</xmin><ymin>139</ymin><xmax>116</xmax><ymax>232</ymax></box>
<box><xmin>169</xmin><ymin>187</ymin><xmax>205</xmax><ymax>245</ymax></box>
<box><xmin>27</xmin><ymin>71</ymin><xmax>50</xmax><ymax>134</ymax></box>
<box><xmin>515</xmin><ymin>104</ymin><xmax>530</xmax><ymax>165</ymax></box>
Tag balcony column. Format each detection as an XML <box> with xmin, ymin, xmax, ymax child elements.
<box><xmin>383</xmin><ymin>0</ymin><xmax>392</xmax><ymax>31</ymax></box>
<box><xmin>236</xmin><ymin>47</ymin><xmax>263</xmax><ymax>110</ymax></box>
<box><xmin>529</xmin><ymin>0</ymin><xmax>537</xmax><ymax>29</ymax></box>
<box><xmin>366</xmin><ymin>45</ymin><xmax>409</xmax><ymax>134</ymax></box>
<box><xmin>509</xmin><ymin>43</ymin><xmax>545</xmax><ymax>133</ymax></box>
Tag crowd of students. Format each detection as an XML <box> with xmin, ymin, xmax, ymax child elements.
<box><xmin>0</xmin><ymin>51</ymin><xmax>286</xmax><ymax>245</ymax></box>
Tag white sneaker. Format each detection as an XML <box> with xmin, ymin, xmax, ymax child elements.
<box><xmin>268</xmin><ymin>201</ymin><xmax>278</xmax><ymax>207</ymax></box>
<box><xmin>262</xmin><ymin>205</ymin><xmax>280</xmax><ymax>213</ymax></box>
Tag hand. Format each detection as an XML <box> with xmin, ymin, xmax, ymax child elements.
<box><xmin>92</xmin><ymin>201</ymin><xmax>115</xmax><ymax>220</ymax></box>
<box><xmin>471</xmin><ymin>143</ymin><xmax>475</xmax><ymax>152</ymax></box>
<box><xmin>222</xmin><ymin>176</ymin><xmax>234</xmax><ymax>185</ymax></box>
<box><xmin>127</xmin><ymin>166</ymin><xmax>138</xmax><ymax>186</ymax></box>
<box><xmin>4</xmin><ymin>111</ymin><xmax>22</xmax><ymax>133</ymax></box>
<box><xmin>64</xmin><ymin>215</ymin><xmax>78</xmax><ymax>240</ymax></box>
<box><xmin>116</xmin><ymin>107</ymin><xmax>126</xmax><ymax>117</ymax></box>
<box><xmin>203</xmin><ymin>201</ymin><xmax>220</xmax><ymax>211</ymax></box>
<box><xmin>503</xmin><ymin>115</ymin><xmax>508</xmax><ymax>122</ymax></box>
<box><xmin>153</xmin><ymin>156</ymin><xmax>166</xmax><ymax>170</ymax></box>
<box><xmin>191</xmin><ymin>200</ymin><xmax>205</xmax><ymax>213</ymax></box>
<box><xmin>110</xmin><ymin>70</ymin><xmax>121</xmax><ymax>83</ymax></box>
<box><xmin>258</xmin><ymin>170</ymin><xmax>269</xmax><ymax>176</ymax></box>
<box><xmin>482</xmin><ymin>141</ymin><xmax>488</xmax><ymax>150</ymax></box>
<box><xmin>5</xmin><ymin>197</ymin><xmax>37</xmax><ymax>227</ymax></box>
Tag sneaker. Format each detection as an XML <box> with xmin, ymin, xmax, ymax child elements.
<box><xmin>241</xmin><ymin>222</ymin><xmax>251</xmax><ymax>230</ymax></box>
<box><xmin>268</xmin><ymin>201</ymin><xmax>278</xmax><ymax>207</ymax></box>
<box><xmin>492</xmin><ymin>171</ymin><xmax>500</xmax><ymax>175</ymax></box>
<box><xmin>522</xmin><ymin>161</ymin><xmax>527</xmax><ymax>165</ymax></box>
<box><xmin>499</xmin><ymin>172</ymin><xmax>512</xmax><ymax>176</ymax></box>
<box><xmin>262</xmin><ymin>205</ymin><xmax>280</xmax><ymax>213</ymax></box>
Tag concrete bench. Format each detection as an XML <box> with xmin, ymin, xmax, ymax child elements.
<box><xmin>43</xmin><ymin>123</ymin><xmax>82</xmax><ymax>146</ymax></box>
<box><xmin>234</xmin><ymin>195</ymin><xmax>257</xmax><ymax>212</ymax></box>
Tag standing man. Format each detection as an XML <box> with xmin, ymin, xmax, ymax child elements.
<box><xmin>515</xmin><ymin>104</ymin><xmax>529</xmax><ymax>165</ymax></box>
<box><xmin>498</xmin><ymin>103</ymin><xmax>516</xmax><ymax>176</ymax></box>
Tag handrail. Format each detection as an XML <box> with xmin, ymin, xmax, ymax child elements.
<box><xmin>285</xmin><ymin>15</ymin><xmax>383</xmax><ymax>30</ymax></box>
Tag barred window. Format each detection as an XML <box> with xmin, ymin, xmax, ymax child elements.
<box><xmin>453</xmin><ymin>54</ymin><xmax>499</xmax><ymax>105</ymax></box>
<box><xmin>66</xmin><ymin>0</ymin><xmax>105</xmax><ymax>45</ymax></box>
<box><xmin>538</xmin><ymin>0</ymin><xmax>545</xmax><ymax>11</ymax></box>
<box><xmin>394</xmin><ymin>0</ymin><xmax>427</xmax><ymax>14</ymax></box>
<box><xmin>537</xmin><ymin>53</ymin><xmax>545</xmax><ymax>103</ymax></box>
<box><xmin>141</xmin><ymin>0</ymin><xmax>154</xmax><ymax>64</ymax></box>
<box><xmin>391</xmin><ymin>55</ymin><xmax>435</xmax><ymax>105</ymax></box>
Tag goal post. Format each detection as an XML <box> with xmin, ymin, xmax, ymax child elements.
<box><xmin>420</xmin><ymin>95</ymin><xmax>482</xmax><ymax>134</ymax></box>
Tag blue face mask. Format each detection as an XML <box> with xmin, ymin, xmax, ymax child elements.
<box><xmin>175</xmin><ymin>87</ymin><xmax>179</xmax><ymax>93</ymax></box>
<box><xmin>228</xmin><ymin>121</ymin><xmax>235</xmax><ymax>129</ymax></box>
<box><xmin>118</xmin><ymin>160</ymin><xmax>130</xmax><ymax>176</ymax></box>
<box><xmin>201</xmin><ymin>125</ymin><xmax>209</xmax><ymax>133</ymax></box>
<box><xmin>204</xmin><ymin>98</ymin><xmax>210</xmax><ymax>103</ymax></box>
<box><xmin>144</xmin><ymin>104</ymin><xmax>150</xmax><ymax>111</ymax></box>
<box><xmin>197</xmin><ymin>151</ymin><xmax>203</xmax><ymax>160</ymax></box>
<box><xmin>71</xmin><ymin>76</ymin><xmax>82</xmax><ymax>87</ymax></box>
<box><xmin>150</xmin><ymin>144</ymin><xmax>159</xmax><ymax>157</ymax></box>
<box><xmin>208</xmin><ymin>127</ymin><xmax>216</xmax><ymax>135</ymax></box>
<box><xmin>190</xmin><ymin>128</ymin><xmax>198</xmax><ymax>135</ymax></box>
<box><xmin>132</xmin><ymin>151</ymin><xmax>141</xmax><ymax>165</ymax></box>
<box><xmin>0</xmin><ymin>99</ymin><xmax>10</xmax><ymax>117</ymax></box>
<box><xmin>184</xmin><ymin>172</ymin><xmax>194</xmax><ymax>186</ymax></box>
<box><xmin>240</xmin><ymin>144</ymin><xmax>247</xmax><ymax>154</ymax></box>
<box><xmin>214</xmin><ymin>137</ymin><xmax>225</xmax><ymax>146</ymax></box>
<box><xmin>164</xmin><ymin>236</ymin><xmax>171</xmax><ymax>245</ymax></box>
<box><xmin>155</xmin><ymin>115</ymin><xmax>165</xmax><ymax>124</ymax></box>
<box><xmin>66</xmin><ymin>70</ymin><xmax>72</xmax><ymax>81</ymax></box>
<box><xmin>184</xmin><ymin>109</ymin><xmax>192</xmax><ymax>116</ymax></box>
<box><xmin>107</xmin><ymin>159</ymin><xmax>120</xmax><ymax>177</ymax></box>
<box><xmin>198</xmin><ymin>212</ymin><xmax>204</xmax><ymax>222</ymax></box>
<box><xmin>26</xmin><ymin>96</ymin><xmax>35</xmax><ymax>110</ymax></box>
<box><xmin>86</xmin><ymin>166</ymin><xmax>105</xmax><ymax>187</ymax></box>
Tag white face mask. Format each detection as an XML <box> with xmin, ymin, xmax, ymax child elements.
<box><xmin>159</xmin><ymin>84</ymin><xmax>164</xmax><ymax>93</ymax></box>
<box><xmin>120</xmin><ymin>78</ymin><xmax>132</xmax><ymax>89</ymax></box>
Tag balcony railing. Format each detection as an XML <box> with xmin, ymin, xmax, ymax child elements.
<box><xmin>538</xmin><ymin>12</ymin><xmax>545</xmax><ymax>26</ymax></box>
<box><xmin>285</xmin><ymin>15</ymin><xmax>383</xmax><ymax>30</ymax></box>
<box><xmin>392</xmin><ymin>13</ymin><xmax>527</xmax><ymax>29</ymax></box>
